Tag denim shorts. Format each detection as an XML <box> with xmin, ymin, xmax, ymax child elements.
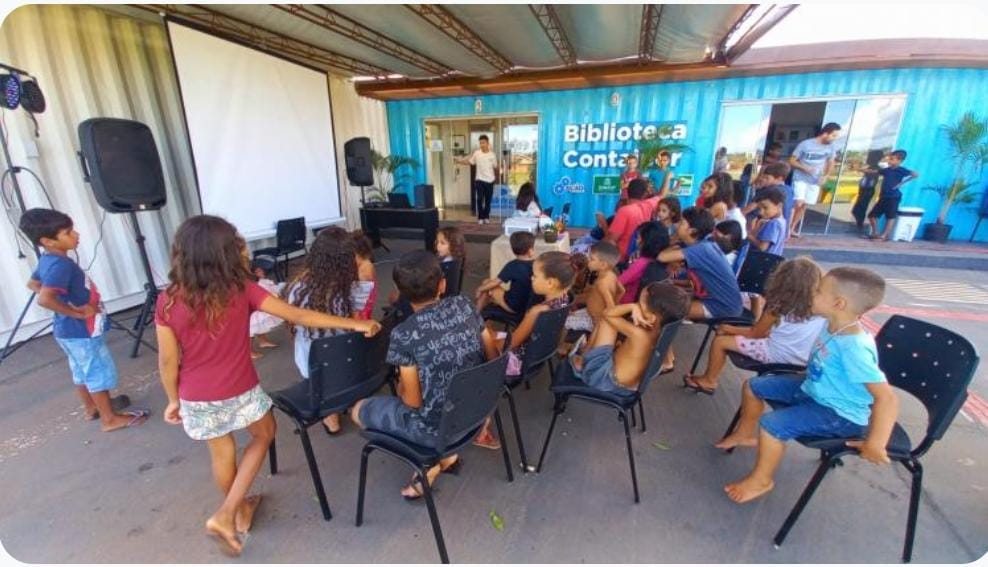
<box><xmin>576</xmin><ymin>346</ymin><xmax>637</xmax><ymax>399</ymax></box>
<box><xmin>750</xmin><ymin>376</ymin><xmax>865</xmax><ymax>441</ymax></box>
<box><xmin>358</xmin><ymin>396</ymin><xmax>440</xmax><ymax>448</ymax></box>
<box><xmin>55</xmin><ymin>335</ymin><xmax>119</xmax><ymax>393</ymax></box>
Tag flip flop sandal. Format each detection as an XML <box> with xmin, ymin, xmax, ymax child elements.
<box><xmin>472</xmin><ymin>436</ymin><xmax>502</xmax><ymax>450</ymax></box>
<box><xmin>402</xmin><ymin>480</ymin><xmax>426</xmax><ymax>501</ymax></box>
<box><xmin>682</xmin><ymin>375</ymin><xmax>715</xmax><ymax>396</ymax></box>
<box><xmin>660</xmin><ymin>365</ymin><xmax>675</xmax><ymax>375</ymax></box>
<box><xmin>122</xmin><ymin>409</ymin><xmax>151</xmax><ymax>427</ymax></box>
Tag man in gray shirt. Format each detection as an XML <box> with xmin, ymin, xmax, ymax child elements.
<box><xmin>788</xmin><ymin>122</ymin><xmax>841</xmax><ymax>237</ymax></box>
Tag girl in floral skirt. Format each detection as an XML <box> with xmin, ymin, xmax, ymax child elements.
<box><xmin>155</xmin><ymin>215</ymin><xmax>379</xmax><ymax>556</ymax></box>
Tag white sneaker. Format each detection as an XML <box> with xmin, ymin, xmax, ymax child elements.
<box><xmin>478</xmin><ymin>219</ymin><xmax>484</xmax><ymax>225</ymax></box>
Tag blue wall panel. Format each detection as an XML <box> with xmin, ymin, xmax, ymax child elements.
<box><xmin>387</xmin><ymin>67</ymin><xmax>988</xmax><ymax>241</ymax></box>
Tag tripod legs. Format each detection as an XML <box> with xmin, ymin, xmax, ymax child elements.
<box><xmin>128</xmin><ymin>284</ymin><xmax>158</xmax><ymax>358</ymax></box>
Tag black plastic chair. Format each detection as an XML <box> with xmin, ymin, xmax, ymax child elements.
<box><xmin>501</xmin><ymin>305</ymin><xmax>569</xmax><ymax>471</ymax></box>
<box><xmin>536</xmin><ymin>319</ymin><xmax>684</xmax><ymax>503</ymax></box>
<box><xmin>252</xmin><ymin>217</ymin><xmax>307</xmax><ymax>282</ymax></box>
<box><xmin>768</xmin><ymin>315</ymin><xmax>980</xmax><ymax>562</ymax></box>
<box><xmin>686</xmin><ymin>249</ymin><xmax>785</xmax><ymax>377</ymax></box>
<box><xmin>440</xmin><ymin>258</ymin><xmax>464</xmax><ymax>298</ymax></box>
<box><xmin>355</xmin><ymin>354</ymin><xmax>514</xmax><ymax>564</ymax></box>
<box><xmin>267</xmin><ymin>331</ymin><xmax>390</xmax><ymax>521</ymax></box>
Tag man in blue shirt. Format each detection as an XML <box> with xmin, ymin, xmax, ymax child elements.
<box><xmin>864</xmin><ymin>149</ymin><xmax>919</xmax><ymax>241</ymax></box>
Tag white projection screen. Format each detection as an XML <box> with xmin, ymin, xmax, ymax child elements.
<box><xmin>166</xmin><ymin>21</ymin><xmax>342</xmax><ymax>240</ymax></box>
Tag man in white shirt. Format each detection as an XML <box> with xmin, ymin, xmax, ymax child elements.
<box><xmin>455</xmin><ymin>135</ymin><xmax>499</xmax><ymax>224</ymax></box>
<box><xmin>788</xmin><ymin>123</ymin><xmax>841</xmax><ymax>238</ymax></box>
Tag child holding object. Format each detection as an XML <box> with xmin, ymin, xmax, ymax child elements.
<box><xmin>572</xmin><ymin>282</ymin><xmax>690</xmax><ymax>396</ymax></box>
<box><xmin>717</xmin><ymin>267</ymin><xmax>898</xmax><ymax>504</ymax></box>
<box><xmin>683</xmin><ymin>257</ymin><xmax>827</xmax><ymax>395</ymax></box>
<box><xmin>155</xmin><ymin>215</ymin><xmax>379</xmax><ymax>556</ymax></box>
<box><xmin>20</xmin><ymin>208</ymin><xmax>145</xmax><ymax>431</ymax></box>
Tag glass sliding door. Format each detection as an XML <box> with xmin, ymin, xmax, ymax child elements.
<box><xmin>494</xmin><ymin>116</ymin><xmax>539</xmax><ymax>217</ymax></box>
<box><xmin>823</xmin><ymin>96</ymin><xmax>906</xmax><ymax>234</ymax></box>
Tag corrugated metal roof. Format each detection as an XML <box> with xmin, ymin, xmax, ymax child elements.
<box><xmin>188</xmin><ymin>4</ymin><xmax>755</xmax><ymax>78</ymax></box>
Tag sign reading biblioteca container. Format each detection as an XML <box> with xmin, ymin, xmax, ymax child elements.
<box><xmin>555</xmin><ymin>120</ymin><xmax>690</xmax><ymax>197</ymax></box>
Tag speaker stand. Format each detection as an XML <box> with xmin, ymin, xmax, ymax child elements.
<box><xmin>0</xmin><ymin>115</ymin><xmax>46</xmax><ymax>368</ymax></box>
<box><xmin>125</xmin><ymin>211</ymin><xmax>159</xmax><ymax>358</ymax></box>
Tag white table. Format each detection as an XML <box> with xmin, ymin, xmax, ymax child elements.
<box><xmin>489</xmin><ymin>232</ymin><xmax>571</xmax><ymax>278</ymax></box>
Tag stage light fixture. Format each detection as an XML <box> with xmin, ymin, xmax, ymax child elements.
<box><xmin>1</xmin><ymin>73</ymin><xmax>21</xmax><ymax>110</ymax></box>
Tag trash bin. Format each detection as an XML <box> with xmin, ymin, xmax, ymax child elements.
<box><xmin>892</xmin><ymin>207</ymin><xmax>924</xmax><ymax>242</ymax></box>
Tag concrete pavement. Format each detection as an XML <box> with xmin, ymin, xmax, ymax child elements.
<box><xmin>1</xmin><ymin>240</ymin><xmax>986</xmax><ymax>563</ymax></box>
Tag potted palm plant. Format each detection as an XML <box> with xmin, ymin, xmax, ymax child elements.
<box><xmin>365</xmin><ymin>150</ymin><xmax>420</xmax><ymax>203</ymax></box>
<box><xmin>922</xmin><ymin>112</ymin><xmax>988</xmax><ymax>243</ymax></box>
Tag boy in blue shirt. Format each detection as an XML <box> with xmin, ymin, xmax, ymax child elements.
<box><xmin>717</xmin><ymin>267</ymin><xmax>899</xmax><ymax>504</ymax></box>
<box><xmin>864</xmin><ymin>149</ymin><xmax>919</xmax><ymax>241</ymax></box>
<box><xmin>747</xmin><ymin>186</ymin><xmax>788</xmax><ymax>256</ymax></box>
<box><xmin>20</xmin><ymin>208</ymin><xmax>148</xmax><ymax>432</ymax></box>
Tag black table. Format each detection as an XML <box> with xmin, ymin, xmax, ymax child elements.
<box><xmin>360</xmin><ymin>206</ymin><xmax>439</xmax><ymax>251</ymax></box>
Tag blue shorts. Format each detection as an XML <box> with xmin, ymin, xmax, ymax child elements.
<box><xmin>358</xmin><ymin>396</ymin><xmax>440</xmax><ymax>448</ymax></box>
<box><xmin>750</xmin><ymin>376</ymin><xmax>865</xmax><ymax>441</ymax></box>
<box><xmin>577</xmin><ymin>346</ymin><xmax>637</xmax><ymax>398</ymax></box>
<box><xmin>55</xmin><ymin>335</ymin><xmax>119</xmax><ymax>393</ymax></box>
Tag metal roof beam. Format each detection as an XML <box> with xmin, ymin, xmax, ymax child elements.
<box><xmin>528</xmin><ymin>4</ymin><xmax>576</xmax><ymax>67</ymax></box>
<box><xmin>406</xmin><ymin>4</ymin><xmax>514</xmax><ymax>74</ymax></box>
<box><xmin>637</xmin><ymin>4</ymin><xmax>663</xmax><ymax>63</ymax></box>
<box><xmin>133</xmin><ymin>4</ymin><xmax>391</xmax><ymax>77</ymax></box>
<box><xmin>274</xmin><ymin>4</ymin><xmax>453</xmax><ymax>77</ymax></box>
<box><xmin>718</xmin><ymin>4</ymin><xmax>799</xmax><ymax>65</ymax></box>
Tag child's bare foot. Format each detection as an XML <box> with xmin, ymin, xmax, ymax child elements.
<box><xmin>251</xmin><ymin>351</ymin><xmax>263</xmax><ymax>360</ymax></box>
<box><xmin>713</xmin><ymin>432</ymin><xmax>758</xmax><ymax>450</ymax></box>
<box><xmin>401</xmin><ymin>465</ymin><xmax>440</xmax><ymax>500</ymax></box>
<box><xmin>84</xmin><ymin>408</ymin><xmax>100</xmax><ymax>421</ymax></box>
<box><xmin>235</xmin><ymin>495</ymin><xmax>262</xmax><ymax>534</ymax></box>
<box><xmin>206</xmin><ymin>515</ymin><xmax>242</xmax><ymax>556</ymax></box>
<box><xmin>101</xmin><ymin>409</ymin><xmax>149</xmax><ymax>432</ymax></box>
<box><xmin>256</xmin><ymin>337</ymin><xmax>278</xmax><ymax>349</ymax></box>
<box><xmin>570</xmin><ymin>355</ymin><xmax>585</xmax><ymax>372</ymax></box>
<box><xmin>322</xmin><ymin>413</ymin><xmax>341</xmax><ymax>435</ymax></box>
<box><xmin>724</xmin><ymin>475</ymin><xmax>775</xmax><ymax>504</ymax></box>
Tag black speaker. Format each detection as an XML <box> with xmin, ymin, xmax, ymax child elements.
<box><xmin>414</xmin><ymin>183</ymin><xmax>435</xmax><ymax>209</ymax></box>
<box><xmin>78</xmin><ymin>118</ymin><xmax>166</xmax><ymax>212</ymax></box>
<box><xmin>344</xmin><ymin>137</ymin><xmax>374</xmax><ymax>186</ymax></box>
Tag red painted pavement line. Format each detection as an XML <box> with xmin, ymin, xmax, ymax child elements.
<box><xmin>872</xmin><ymin>304</ymin><xmax>988</xmax><ymax>322</ymax></box>
<box><xmin>963</xmin><ymin>392</ymin><xmax>988</xmax><ymax>428</ymax></box>
<box><xmin>860</xmin><ymin>315</ymin><xmax>881</xmax><ymax>334</ymax></box>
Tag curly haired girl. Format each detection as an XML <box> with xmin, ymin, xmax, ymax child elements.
<box><xmin>285</xmin><ymin>227</ymin><xmax>367</xmax><ymax>433</ymax></box>
<box><xmin>683</xmin><ymin>257</ymin><xmax>827</xmax><ymax>395</ymax></box>
<box><xmin>155</xmin><ymin>215</ymin><xmax>379</xmax><ymax>556</ymax></box>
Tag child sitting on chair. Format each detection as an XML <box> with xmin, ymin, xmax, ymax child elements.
<box><xmin>747</xmin><ymin>187</ymin><xmax>788</xmax><ymax>256</ymax></box>
<box><xmin>476</xmin><ymin>231</ymin><xmax>536</xmax><ymax>318</ymax></box>
<box><xmin>618</xmin><ymin>221</ymin><xmax>668</xmax><ymax>304</ymax></box>
<box><xmin>436</xmin><ymin>226</ymin><xmax>467</xmax><ymax>294</ymax></box>
<box><xmin>565</xmin><ymin>241</ymin><xmax>623</xmax><ymax>334</ymax></box>
<box><xmin>717</xmin><ymin>267</ymin><xmax>899</xmax><ymax>504</ymax></box>
<box><xmin>473</xmin><ymin>251</ymin><xmax>577</xmax><ymax>450</ymax></box>
<box><xmin>683</xmin><ymin>257</ymin><xmax>827</xmax><ymax>395</ymax></box>
<box><xmin>248</xmin><ymin>258</ymin><xmax>284</xmax><ymax>359</ymax></box>
<box><xmin>572</xmin><ymin>282</ymin><xmax>690</xmax><ymax>396</ymax></box>
<box><xmin>351</xmin><ymin>250</ymin><xmax>497</xmax><ymax>499</ymax></box>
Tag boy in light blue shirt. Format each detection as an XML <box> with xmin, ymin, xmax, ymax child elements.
<box><xmin>717</xmin><ymin>266</ymin><xmax>899</xmax><ymax>504</ymax></box>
